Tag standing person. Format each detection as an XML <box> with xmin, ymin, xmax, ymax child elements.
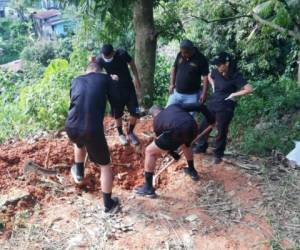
<box><xmin>167</xmin><ymin>39</ymin><xmax>209</xmax><ymax>107</ymax></box>
<box><xmin>96</xmin><ymin>44</ymin><xmax>141</xmax><ymax>145</ymax></box>
<box><xmin>65</xmin><ymin>62</ymin><xmax>120</xmax><ymax>213</ymax></box>
<box><xmin>193</xmin><ymin>52</ymin><xmax>253</xmax><ymax>164</ymax></box>
<box><xmin>134</xmin><ymin>103</ymin><xmax>215</xmax><ymax>197</ymax></box>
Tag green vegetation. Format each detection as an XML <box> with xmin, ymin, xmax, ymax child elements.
<box><xmin>0</xmin><ymin>0</ymin><xmax>300</xmax><ymax>157</ymax></box>
<box><xmin>0</xmin><ymin>18</ymin><xmax>31</xmax><ymax>64</ymax></box>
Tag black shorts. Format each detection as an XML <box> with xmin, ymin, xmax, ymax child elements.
<box><xmin>66</xmin><ymin>128</ymin><xmax>111</xmax><ymax>165</ymax></box>
<box><xmin>110</xmin><ymin>86</ymin><xmax>139</xmax><ymax>119</ymax></box>
<box><xmin>154</xmin><ymin>126</ymin><xmax>197</xmax><ymax>151</ymax></box>
<box><xmin>154</xmin><ymin>131</ymin><xmax>184</xmax><ymax>151</ymax></box>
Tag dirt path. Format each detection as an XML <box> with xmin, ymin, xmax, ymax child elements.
<box><xmin>0</xmin><ymin>117</ymin><xmax>299</xmax><ymax>249</ymax></box>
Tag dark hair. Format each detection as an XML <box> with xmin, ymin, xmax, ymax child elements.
<box><xmin>180</xmin><ymin>39</ymin><xmax>194</xmax><ymax>50</ymax></box>
<box><xmin>86</xmin><ymin>62</ymin><xmax>100</xmax><ymax>72</ymax></box>
<box><xmin>101</xmin><ymin>44</ymin><xmax>114</xmax><ymax>56</ymax></box>
<box><xmin>211</xmin><ymin>52</ymin><xmax>238</xmax><ymax>78</ymax></box>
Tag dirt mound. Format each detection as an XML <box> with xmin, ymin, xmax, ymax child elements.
<box><xmin>0</xmin><ymin>116</ymin><xmax>154</xmax><ymax>238</ymax></box>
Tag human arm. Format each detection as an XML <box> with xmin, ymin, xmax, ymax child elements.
<box><xmin>181</xmin><ymin>103</ymin><xmax>215</xmax><ymax>124</ymax></box>
<box><xmin>169</xmin><ymin>66</ymin><xmax>176</xmax><ymax>94</ymax></box>
<box><xmin>225</xmin><ymin>84</ymin><xmax>253</xmax><ymax>100</ymax></box>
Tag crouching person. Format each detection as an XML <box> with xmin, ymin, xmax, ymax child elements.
<box><xmin>65</xmin><ymin>62</ymin><xmax>119</xmax><ymax>213</ymax></box>
<box><xmin>134</xmin><ymin>103</ymin><xmax>215</xmax><ymax>198</ymax></box>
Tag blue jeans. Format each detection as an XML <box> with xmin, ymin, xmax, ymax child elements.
<box><xmin>166</xmin><ymin>90</ymin><xmax>201</xmax><ymax>106</ymax></box>
<box><xmin>166</xmin><ymin>90</ymin><xmax>201</xmax><ymax>115</ymax></box>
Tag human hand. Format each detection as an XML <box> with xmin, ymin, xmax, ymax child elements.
<box><xmin>110</xmin><ymin>74</ymin><xmax>119</xmax><ymax>81</ymax></box>
<box><xmin>199</xmin><ymin>93</ymin><xmax>207</xmax><ymax>104</ymax></box>
<box><xmin>225</xmin><ymin>93</ymin><xmax>236</xmax><ymax>100</ymax></box>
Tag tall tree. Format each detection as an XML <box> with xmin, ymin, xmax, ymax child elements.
<box><xmin>133</xmin><ymin>0</ymin><xmax>156</xmax><ymax>105</ymax></box>
<box><xmin>68</xmin><ymin>0</ymin><xmax>182</xmax><ymax>106</ymax></box>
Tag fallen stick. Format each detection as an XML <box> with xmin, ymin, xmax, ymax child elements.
<box><xmin>44</xmin><ymin>145</ymin><xmax>52</xmax><ymax>168</ymax></box>
<box><xmin>23</xmin><ymin>160</ymin><xmax>58</xmax><ymax>176</ymax></box>
<box><xmin>113</xmin><ymin>163</ymin><xmax>131</xmax><ymax>168</ymax></box>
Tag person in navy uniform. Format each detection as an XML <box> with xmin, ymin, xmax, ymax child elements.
<box><xmin>193</xmin><ymin>52</ymin><xmax>253</xmax><ymax>164</ymax></box>
<box><xmin>96</xmin><ymin>44</ymin><xmax>141</xmax><ymax>146</ymax></box>
<box><xmin>167</xmin><ymin>39</ymin><xmax>209</xmax><ymax>107</ymax></box>
<box><xmin>134</xmin><ymin>103</ymin><xmax>215</xmax><ymax>198</ymax></box>
<box><xmin>65</xmin><ymin>62</ymin><xmax>120</xmax><ymax>213</ymax></box>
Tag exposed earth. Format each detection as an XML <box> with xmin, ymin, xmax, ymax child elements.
<box><xmin>0</xmin><ymin>117</ymin><xmax>299</xmax><ymax>250</ymax></box>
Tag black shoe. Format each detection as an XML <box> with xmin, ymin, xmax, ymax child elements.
<box><xmin>213</xmin><ymin>157</ymin><xmax>222</xmax><ymax>165</ymax></box>
<box><xmin>71</xmin><ymin>164</ymin><xmax>84</xmax><ymax>184</ymax></box>
<box><xmin>183</xmin><ymin>167</ymin><xmax>200</xmax><ymax>181</ymax></box>
<box><xmin>134</xmin><ymin>184</ymin><xmax>156</xmax><ymax>198</ymax></box>
<box><xmin>104</xmin><ymin>197</ymin><xmax>120</xmax><ymax>214</ymax></box>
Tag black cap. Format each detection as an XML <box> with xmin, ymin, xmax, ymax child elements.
<box><xmin>211</xmin><ymin>52</ymin><xmax>231</xmax><ymax>65</ymax></box>
<box><xmin>180</xmin><ymin>39</ymin><xmax>194</xmax><ymax>50</ymax></box>
<box><xmin>101</xmin><ymin>44</ymin><xmax>114</xmax><ymax>56</ymax></box>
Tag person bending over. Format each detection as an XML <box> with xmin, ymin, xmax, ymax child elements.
<box><xmin>134</xmin><ymin>103</ymin><xmax>215</xmax><ymax>198</ymax></box>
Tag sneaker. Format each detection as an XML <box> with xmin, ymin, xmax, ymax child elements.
<box><xmin>104</xmin><ymin>197</ymin><xmax>120</xmax><ymax>214</ymax></box>
<box><xmin>134</xmin><ymin>184</ymin><xmax>156</xmax><ymax>198</ymax></box>
<box><xmin>128</xmin><ymin>133</ymin><xmax>139</xmax><ymax>145</ymax></box>
<box><xmin>183</xmin><ymin>167</ymin><xmax>200</xmax><ymax>181</ymax></box>
<box><xmin>118</xmin><ymin>134</ymin><xmax>128</xmax><ymax>145</ymax></box>
<box><xmin>213</xmin><ymin>157</ymin><xmax>222</xmax><ymax>165</ymax></box>
<box><xmin>71</xmin><ymin>164</ymin><xmax>84</xmax><ymax>184</ymax></box>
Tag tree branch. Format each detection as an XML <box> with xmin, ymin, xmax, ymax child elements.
<box><xmin>252</xmin><ymin>12</ymin><xmax>300</xmax><ymax>41</ymax></box>
<box><xmin>191</xmin><ymin>14</ymin><xmax>251</xmax><ymax>23</ymax></box>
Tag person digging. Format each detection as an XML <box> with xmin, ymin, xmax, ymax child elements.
<box><xmin>65</xmin><ymin>62</ymin><xmax>120</xmax><ymax>213</ymax></box>
<box><xmin>96</xmin><ymin>44</ymin><xmax>142</xmax><ymax>146</ymax></box>
<box><xmin>134</xmin><ymin>103</ymin><xmax>215</xmax><ymax>198</ymax></box>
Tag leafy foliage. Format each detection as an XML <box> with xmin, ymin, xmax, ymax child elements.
<box><xmin>153</xmin><ymin>55</ymin><xmax>171</xmax><ymax>106</ymax></box>
<box><xmin>0</xmin><ymin>18</ymin><xmax>31</xmax><ymax>64</ymax></box>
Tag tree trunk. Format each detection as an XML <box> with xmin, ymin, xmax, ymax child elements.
<box><xmin>133</xmin><ymin>0</ymin><xmax>157</xmax><ymax>107</ymax></box>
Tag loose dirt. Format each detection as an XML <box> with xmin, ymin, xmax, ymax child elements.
<box><xmin>0</xmin><ymin>117</ymin><xmax>299</xmax><ymax>249</ymax></box>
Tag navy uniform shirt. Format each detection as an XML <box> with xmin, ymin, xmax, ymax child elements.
<box><xmin>65</xmin><ymin>72</ymin><xmax>116</xmax><ymax>134</ymax></box>
<box><xmin>208</xmin><ymin>69</ymin><xmax>247</xmax><ymax>111</ymax></box>
<box><xmin>174</xmin><ymin>48</ymin><xmax>209</xmax><ymax>94</ymax></box>
<box><xmin>153</xmin><ymin>103</ymin><xmax>214</xmax><ymax>146</ymax></box>
<box><xmin>96</xmin><ymin>49</ymin><xmax>134</xmax><ymax>90</ymax></box>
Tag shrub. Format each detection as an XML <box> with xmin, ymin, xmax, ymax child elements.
<box><xmin>153</xmin><ymin>55</ymin><xmax>172</xmax><ymax>106</ymax></box>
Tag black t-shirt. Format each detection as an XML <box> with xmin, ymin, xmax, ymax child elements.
<box><xmin>96</xmin><ymin>49</ymin><xmax>134</xmax><ymax>89</ymax></box>
<box><xmin>65</xmin><ymin>72</ymin><xmax>116</xmax><ymax>134</ymax></box>
<box><xmin>153</xmin><ymin>103</ymin><xmax>214</xmax><ymax>145</ymax></box>
<box><xmin>174</xmin><ymin>48</ymin><xmax>209</xmax><ymax>94</ymax></box>
<box><xmin>208</xmin><ymin>69</ymin><xmax>247</xmax><ymax>111</ymax></box>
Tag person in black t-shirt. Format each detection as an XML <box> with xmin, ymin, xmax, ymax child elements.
<box><xmin>193</xmin><ymin>52</ymin><xmax>253</xmax><ymax>164</ymax></box>
<box><xmin>167</xmin><ymin>39</ymin><xmax>209</xmax><ymax>107</ymax></box>
<box><xmin>65</xmin><ymin>62</ymin><xmax>120</xmax><ymax>214</ymax></box>
<box><xmin>96</xmin><ymin>44</ymin><xmax>141</xmax><ymax>146</ymax></box>
<box><xmin>134</xmin><ymin>103</ymin><xmax>215</xmax><ymax>198</ymax></box>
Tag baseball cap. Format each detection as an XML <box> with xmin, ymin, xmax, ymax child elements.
<box><xmin>211</xmin><ymin>52</ymin><xmax>231</xmax><ymax>65</ymax></box>
<box><xmin>180</xmin><ymin>39</ymin><xmax>194</xmax><ymax>50</ymax></box>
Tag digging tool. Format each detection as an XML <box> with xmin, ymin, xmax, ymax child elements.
<box><xmin>152</xmin><ymin>124</ymin><xmax>215</xmax><ymax>187</ymax></box>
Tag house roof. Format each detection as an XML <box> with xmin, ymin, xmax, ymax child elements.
<box><xmin>0</xmin><ymin>60</ymin><xmax>23</xmax><ymax>73</ymax></box>
<box><xmin>0</xmin><ymin>0</ymin><xmax>9</xmax><ymax>8</ymax></box>
<box><xmin>32</xmin><ymin>9</ymin><xmax>60</xmax><ymax>20</ymax></box>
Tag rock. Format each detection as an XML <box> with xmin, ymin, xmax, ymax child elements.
<box><xmin>0</xmin><ymin>188</ymin><xmax>31</xmax><ymax>208</ymax></box>
<box><xmin>67</xmin><ymin>234</ymin><xmax>86</xmax><ymax>248</ymax></box>
<box><xmin>255</xmin><ymin>121</ymin><xmax>272</xmax><ymax>130</ymax></box>
<box><xmin>185</xmin><ymin>214</ymin><xmax>198</xmax><ymax>222</ymax></box>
